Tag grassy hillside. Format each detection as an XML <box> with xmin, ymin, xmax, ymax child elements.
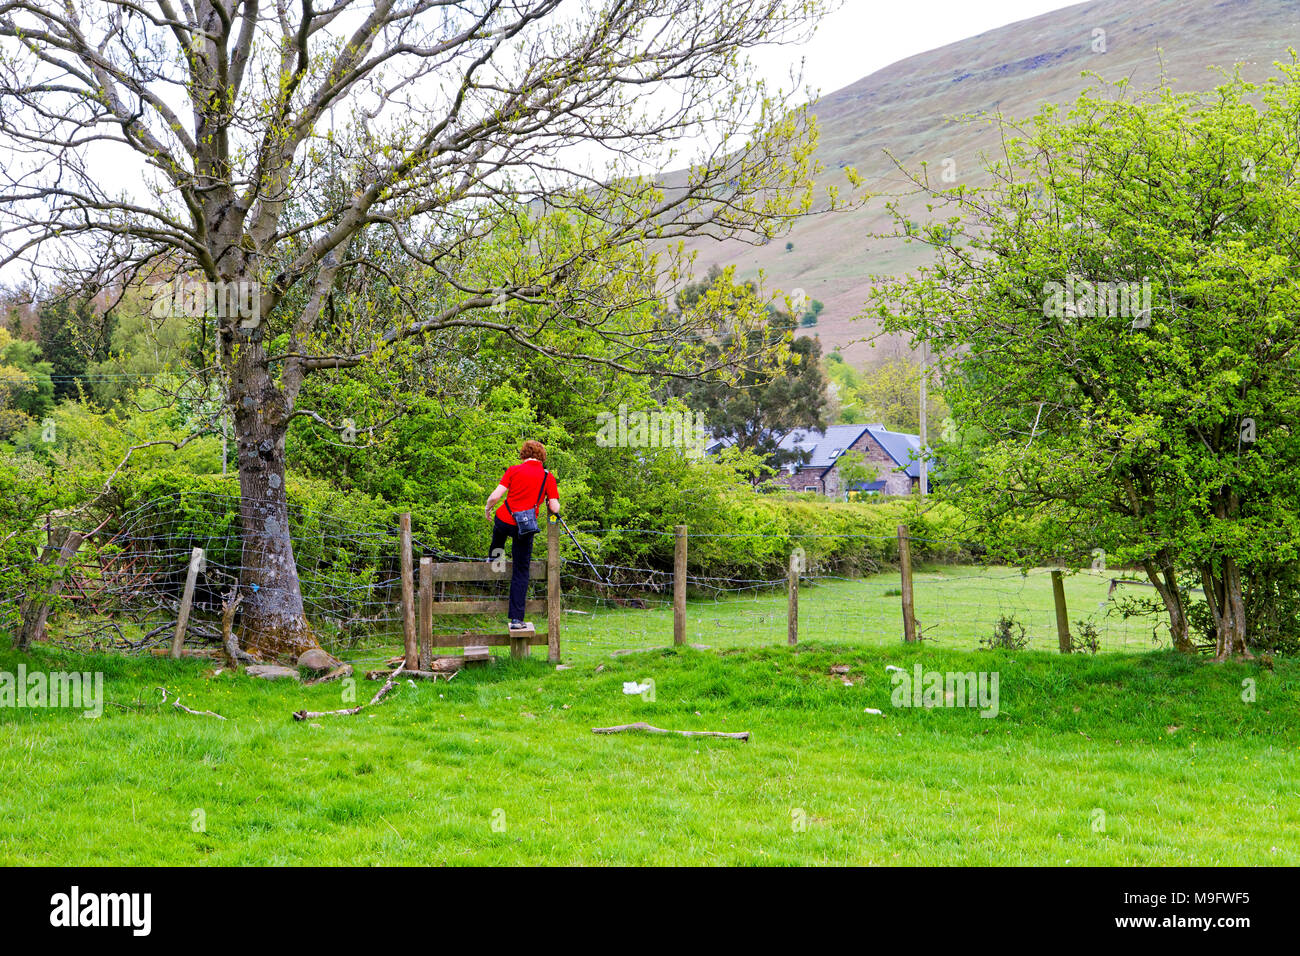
<box><xmin>2</xmin><ymin>635</ymin><xmax>1293</xmax><ymax>865</ymax></box>
<box><xmin>668</xmin><ymin>0</ymin><xmax>1300</xmax><ymax>362</ymax></box>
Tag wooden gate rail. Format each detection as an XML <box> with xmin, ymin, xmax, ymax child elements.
<box><xmin>403</xmin><ymin>515</ymin><xmax>561</xmax><ymax>666</ymax></box>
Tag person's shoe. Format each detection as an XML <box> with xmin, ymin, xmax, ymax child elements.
<box><xmin>509</xmin><ymin>619</ymin><xmax>529</xmax><ymax>630</ymax></box>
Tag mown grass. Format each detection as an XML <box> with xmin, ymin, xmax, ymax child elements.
<box><xmin>1</xmin><ymin>632</ymin><xmax>1295</xmax><ymax>865</ymax></box>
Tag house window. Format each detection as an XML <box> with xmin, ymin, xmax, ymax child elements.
<box><xmin>803</xmin><ymin>485</ymin><xmax>819</xmax><ymax>493</ymax></box>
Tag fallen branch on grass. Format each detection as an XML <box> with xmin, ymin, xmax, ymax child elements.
<box><xmin>293</xmin><ymin>663</ymin><xmax>405</xmax><ymax>721</ymax></box>
<box><xmin>384</xmin><ymin>654</ymin><xmax>462</xmax><ymax>671</ymax></box>
<box><xmin>364</xmin><ymin>666</ymin><xmax>452</xmax><ymax>681</ymax></box>
<box><xmin>149</xmin><ymin>646</ymin><xmax>226</xmax><ymax>659</ymax></box>
<box><xmin>157</xmin><ymin>686</ymin><xmax>226</xmax><ymax>719</ymax></box>
<box><xmin>304</xmin><ymin>663</ymin><xmax>354</xmax><ymax>687</ymax></box>
<box><xmin>592</xmin><ymin>722</ymin><xmax>749</xmax><ymax>742</ymax></box>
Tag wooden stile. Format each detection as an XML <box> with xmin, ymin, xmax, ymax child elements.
<box><xmin>509</xmin><ymin>621</ymin><xmax>535</xmax><ymax>660</ymax></box>
<box><xmin>409</xmin><ymin>539</ymin><xmax>562</xmax><ymax>662</ymax></box>
<box><xmin>434</xmin><ymin>631</ymin><xmax>548</xmax><ymax>648</ymax></box>
<box><xmin>426</xmin><ymin>560</ymin><xmax>545</xmax><ymax>581</ymax></box>
<box><xmin>429</xmin><ymin>598</ymin><xmax>547</xmax><ymax>616</ymax></box>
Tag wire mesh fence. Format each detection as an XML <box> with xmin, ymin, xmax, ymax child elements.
<box><xmin>1</xmin><ymin>494</ymin><xmax>1173</xmax><ymax>664</ymax></box>
<box><xmin>554</xmin><ymin>533</ymin><xmax>1168</xmax><ymax>662</ymax></box>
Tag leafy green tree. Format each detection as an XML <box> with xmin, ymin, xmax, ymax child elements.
<box><xmin>85</xmin><ymin>290</ymin><xmax>195</xmax><ymax>408</ymax></box>
<box><xmin>664</xmin><ymin>267</ymin><xmax>829</xmax><ymax>465</ymax></box>
<box><xmin>824</xmin><ymin>354</ymin><xmax>948</xmax><ymax>432</ymax></box>
<box><xmin>36</xmin><ymin>297</ymin><xmax>112</xmax><ymax>402</ymax></box>
<box><xmin>0</xmin><ymin>328</ymin><xmax>37</xmax><ymax>439</ymax></box>
<box><xmin>0</xmin><ymin>454</ymin><xmax>87</xmax><ymax>643</ymax></box>
<box><xmin>799</xmin><ymin>300</ymin><xmax>823</xmax><ymax>327</ymax></box>
<box><xmin>836</xmin><ymin>451</ymin><xmax>878</xmax><ymax>499</ymax></box>
<box><xmin>874</xmin><ymin>67</ymin><xmax>1300</xmax><ymax>658</ymax></box>
<box><xmin>0</xmin><ymin>328</ymin><xmax>53</xmax><ymax>428</ymax></box>
<box><xmin>859</xmin><ymin>357</ymin><xmax>948</xmax><ymax>432</ymax></box>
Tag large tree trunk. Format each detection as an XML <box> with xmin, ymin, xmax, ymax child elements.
<box><xmin>228</xmin><ymin>333</ymin><xmax>320</xmax><ymax>662</ymax></box>
<box><xmin>1141</xmin><ymin>555</ymin><xmax>1194</xmax><ymax>653</ymax></box>
<box><xmin>1202</xmin><ymin>492</ymin><xmax>1252</xmax><ymax>662</ymax></box>
<box><xmin>1200</xmin><ymin>560</ymin><xmax>1251</xmax><ymax>662</ymax></box>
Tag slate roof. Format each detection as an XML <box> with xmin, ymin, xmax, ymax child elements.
<box><xmin>777</xmin><ymin>424</ymin><xmax>878</xmax><ymax>468</ymax></box>
<box><xmin>775</xmin><ymin>427</ymin><xmax>826</xmax><ymax>460</ymax></box>
<box><xmin>772</xmin><ymin>423</ymin><xmax>924</xmax><ymax>480</ymax></box>
<box><xmin>864</xmin><ymin>425</ymin><xmax>923</xmax><ymax>478</ymax></box>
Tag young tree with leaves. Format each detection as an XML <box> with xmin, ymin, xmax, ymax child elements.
<box><xmin>874</xmin><ymin>67</ymin><xmax>1300</xmax><ymax>659</ymax></box>
<box><xmin>664</xmin><ymin>265</ymin><xmax>829</xmax><ymax>465</ymax></box>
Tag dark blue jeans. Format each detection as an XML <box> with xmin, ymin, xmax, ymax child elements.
<box><xmin>489</xmin><ymin>516</ymin><xmax>535</xmax><ymax>621</ymax></box>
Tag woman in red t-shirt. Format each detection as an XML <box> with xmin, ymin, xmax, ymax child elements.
<box><xmin>484</xmin><ymin>440</ymin><xmax>560</xmax><ymax>629</ymax></box>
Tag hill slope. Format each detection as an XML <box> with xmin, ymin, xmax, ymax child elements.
<box><xmin>674</xmin><ymin>0</ymin><xmax>1300</xmax><ymax>363</ymax></box>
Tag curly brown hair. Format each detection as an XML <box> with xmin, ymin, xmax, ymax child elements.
<box><xmin>519</xmin><ymin>439</ymin><xmax>546</xmax><ymax>463</ymax></box>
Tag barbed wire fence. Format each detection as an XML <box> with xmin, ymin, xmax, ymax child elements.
<box><xmin>1</xmin><ymin>493</ymin><xmax>1173</xmax><ymax>664</ymax></box>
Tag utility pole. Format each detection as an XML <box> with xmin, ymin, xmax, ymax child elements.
<box><xmin>919</xmin><ymin>339</ymin><xmax>928</xmax><ymax>498</ymax></box>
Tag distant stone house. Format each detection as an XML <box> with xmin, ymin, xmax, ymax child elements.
<box><xmin>767</xmin><ymin>423</ymin><xmax>922</xmax><ymax>497</ymax></box>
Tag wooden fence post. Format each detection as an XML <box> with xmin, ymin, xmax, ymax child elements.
<box><xmin>1052</xmin><ymin>569</ymin><xmax>1072</xmax><ymax>653</ymax></box>
<box><xmin>787</xmin><ymin>550</ymin><xmax>799</xmax><ymax>646</ymax></box>
<box><xmin>419</xmin><ymin>556</ymin><xmax>433</xmax><ymax>669</ymax></box>
<box><xmin>673</xmin><ymin>524</ymin><xmax>687</xmax><ymax>646</ymax></box>
<box><xmin>14</xmin><ymin>530</ymin><xmax>85</xmax><ymax>651</ymax></box>
<box><xmin>898</xmin><ymin>524</ymin><xmax>917</xmax><ymax>643</ymax></box>
<box><xmin>547</xmin><ymin>517</ymin><xmax>562</xmax><ymax>663</ymax></box>
<box><xmin>171</xmin><ymin>547</ymin><xmax>205</xmax><ymax>658</ymax></box>
<box><xmin>399</xmin><ymin>513</ymin><xmax>417</xmax><ymax>669</ymax></box>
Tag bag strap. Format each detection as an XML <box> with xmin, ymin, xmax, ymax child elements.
<box><xmin>533</xmin><ymin>469</ymin><xmax>549</xmax><ymax>511</ymax></box>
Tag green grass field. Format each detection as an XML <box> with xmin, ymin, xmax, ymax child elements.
<box><xmin>2</xmin><ymin>596</ymin><xmax>1295</xmax><ymax>864</ymax></box>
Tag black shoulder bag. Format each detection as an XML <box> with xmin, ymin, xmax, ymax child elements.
<box><xmin>510</xmin><ymin>469</ymin><xmax>549</xmax><ymax>535</ymax></box>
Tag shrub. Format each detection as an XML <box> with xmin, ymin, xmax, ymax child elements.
<box><xmin>982</xmin><ymin>614</ymin><xmax>1029</xmax><ymax>651</ymax></box>
<box><xmin>1071</xmin><ymin>618</ymin><xmax>1101</xmax><ymax>654</ymax></box>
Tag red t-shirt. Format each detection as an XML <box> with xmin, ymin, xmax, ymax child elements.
<box><xmin>496</xmin><ymin>459</ymin><xmax>559</xmax><ymax>526</ymax></box>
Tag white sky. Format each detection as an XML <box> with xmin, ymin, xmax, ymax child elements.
<box><xmin>752</xmin><ymin>0</ymin><xmax>1087</xmax><ymax>99</ymax></box>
